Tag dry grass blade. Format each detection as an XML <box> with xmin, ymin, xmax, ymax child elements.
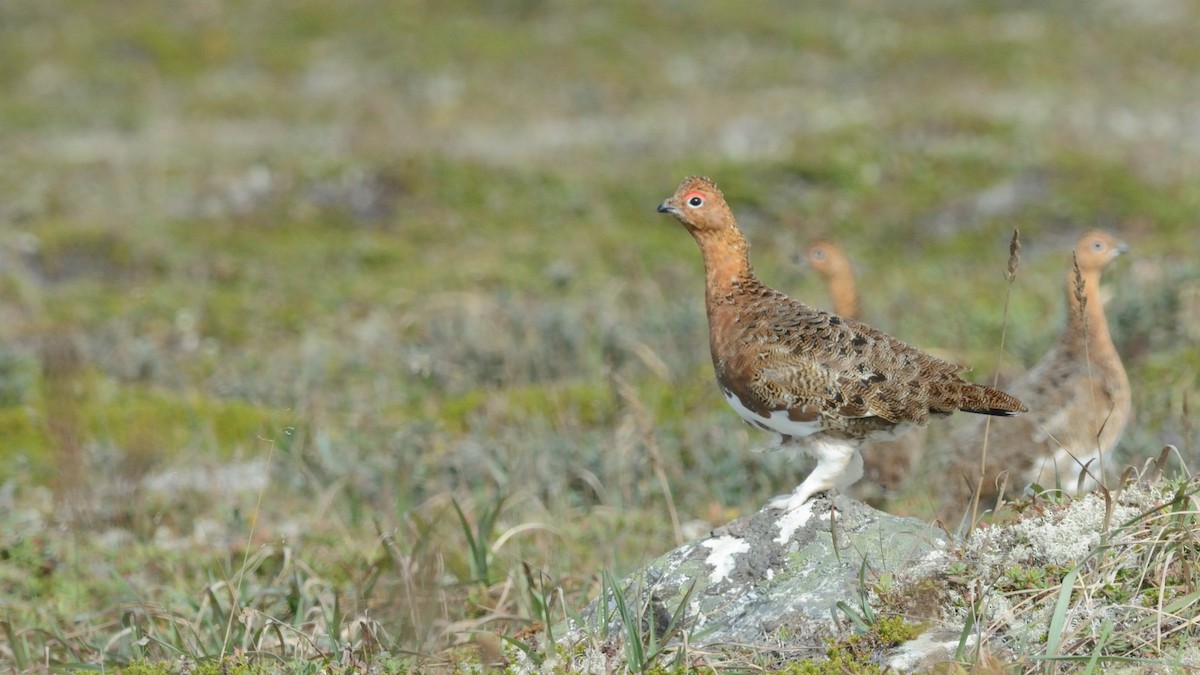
<box><xmin>968</xmin><ymin>229</ymin><xmax>1022</xmax><ymax>533</ymax></box>
<box><xmin>613</xmin><ymin>373</ymin><xmax>683</xmax><ymax>546</ymax></box>
<box><xmin>220</xmin><ymin>436</ymin><xmax>278</xmax><ymax>660</ymax></box>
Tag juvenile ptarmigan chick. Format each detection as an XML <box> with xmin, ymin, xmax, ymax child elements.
<box><xmin>937</xmin><ymin>231</ymin><xmax>1131</xmax><ymax>523</ymax></box>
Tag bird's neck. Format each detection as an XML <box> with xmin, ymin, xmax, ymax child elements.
<box><xmin>826</xmin><ymin>270</ymin><xmax>860</xmax><ymax>320</ymax></box>
<box><xmin>1064</xmin><ymin>267</ymin><xmax>1115</xmax><ymax>355</ymax></box>
<box><xmin>694</xmin><ymin>228</ymin><xmax>754</xmax><ymax>299</ymax></box>
<box><xmin>692</xmin><ymin>227</ymin><xmax>757</xmax><ymax>381</ymax></box>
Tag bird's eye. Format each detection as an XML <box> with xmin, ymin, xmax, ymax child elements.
<box><xmin>687</xmin><ymin>195</ymin><xmax>704</xmax><ymax>207</ymax></box>
<box><xmin>811</xmin><ymin>250</ymin><xmax>826</xmax><ymax>260</ymax></box>
<box><xmin>1090</xmin><ymin>240</ymin><xmax>1105</xmax><ymax>252</ymax></box>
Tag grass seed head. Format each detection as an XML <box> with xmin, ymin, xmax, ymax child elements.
<box><xmin>1071</xmin><ymin>251</ymin><xmax>1088</xmax><ymax>320</ymax></box>
<box><xmin>1005</xmin><ymin>228</ymin><xmax>1021</xmax><ymax>283</ymax></box>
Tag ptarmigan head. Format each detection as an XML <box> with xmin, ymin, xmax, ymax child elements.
<box><xmin>656</xmin><ymin>176</ymin><xmax>736</xmax><ymax>234</ymax></box>
<box><xmin>1075</xmin><ymin>230</ymin><xmax>1129</xmax><ymax>273</ymax></box>
<box><xmin>802</xmin><ymin>238</ymin><xmax>852</xmax><ymax>282</ymax></box>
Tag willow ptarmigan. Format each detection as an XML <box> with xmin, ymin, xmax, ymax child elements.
<box><xmin>799</xmin><ymin>237</ymin><xmax>927</xmax><ymax>507</ymax></box>
<box><xmin>656</xmin><ymin>176</ymin><xmax>1027</xmax><ymax>512</ymax></box>
<box><xmin>936</xmin><ymin>231</ymin><xmax>1131</xmax><ymax>521</ymax></box>
<box><xmin>801</xmin><ymin>239</ymin><xmax>860</xmax><ymax>319</ymax></box>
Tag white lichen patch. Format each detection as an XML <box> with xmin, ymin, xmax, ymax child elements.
<box><xmin>775</xmin><ymin>500</ymin><xmax>815</xmax><ymax>544</ymax></box>
<box><xmin>689</xmin><ymin>600</ymin><xmax>705</xmax><ymax>629</ymax></box>
<box><xmin>658</xmin><ymin>543</ymin><xmax>698</xmax><ymax>578</ymax></box>
<box><xmin>888</xmin><ymin>631</ymin><xmax>975</xmax><ymax>671</ymax></box>
<box><xmin>533</xmin><ymin>626</ymin><xmax>614</xmax><ymax>675</ymax></box>
<box><xmin>702</xmin><ymin>535</ymin><xmax>750</xmax><ymax>583</ymax></box>
<box><xmin>1011</xmin><ymin>493</ymin><xmax>1141</xmax><ymax>565</ymax></box>
<box><xmin>964</xmin><ymin>492</ymin><xmax>1141</xmax><ymax>567</ymax></box>
<box><xmin>887</xmin><ymin>539</ymin><xmax>951</xmax><ymax>586</ymax></box>
<box><xmin>942</xmin><ymin>485</ymin><xmax>1182</xmax><ymax>658</ymax></box>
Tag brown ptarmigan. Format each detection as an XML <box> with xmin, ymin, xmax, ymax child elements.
<box><xmin>656</xmin><ymin>176</ymin><xmax>1027</xmax><ymax>513</ymax></box>
<box><xmin>798</xmin><ymin>237</ymin><xmax>927</xmax><ymax>507</ymax></box>
<box><xmin>936</xmin><ymin>231</ymin><xmax>1131</xmax><ymax>522</ymax></box>
<box><xmin>800</xmin><ymin>239</ymin><xmax>860</xmax><ymax>319</ymax></box>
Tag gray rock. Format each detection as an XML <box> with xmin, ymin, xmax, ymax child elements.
<box><xmin>534</xmin><ymin>485</ymin><xmax>1200</xmax><ymax>673</ymax></box>
<box><xmin>569</xmin><ymin>494</ymin><xmax>950</xmax><ymax>659</ymax></box>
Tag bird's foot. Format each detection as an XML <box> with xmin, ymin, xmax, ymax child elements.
<box><xmin>768</xmin><ymin>441</ymin><xmax>859</xmax><ymax>512</ymax></box>
<box><xmin>768</xmin><ymin>488</ymin><xmax>828</xmax><ymax>512</ymax></box>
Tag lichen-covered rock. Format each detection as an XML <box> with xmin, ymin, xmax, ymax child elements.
<box><xmin>570</xmin><ymin>494</ymin><xmax>948</xmax><ymax>652</ymax></box>
<box><xmin>535</xmin><ymin>481</ymin><xmax>1200</xmax><ymax>673</ymax></box>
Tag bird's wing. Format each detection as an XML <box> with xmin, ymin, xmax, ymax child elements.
<box><xmin>987</xmin><ymin>343</ymin><xmax>1113</xmax><ymax>452</ymax></box>
<box><xmin>744</xmin><ymin>298</ymin><xmax>967</xmax><ymax>425</ymax></box>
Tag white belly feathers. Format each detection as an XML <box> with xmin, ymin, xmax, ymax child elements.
<box><xmin>722</xmin><ymin>387</ymin><xmax>823</xmax><ymax>438</ymax></box>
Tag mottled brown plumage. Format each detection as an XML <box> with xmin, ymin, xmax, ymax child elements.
<box><xmin>936</xmin><ymin>231</ymin><xmax>1131</xmax><ymax>523</ymax></box>
<box><xmin>799</xmin><ymin>237</ymin><xmax>926</xmax><ymax>507</ymax></box>
<box><xmin>657</xmin><ymin>176</ymin><xmax>1026</xmax><ymax>512</ymax></box>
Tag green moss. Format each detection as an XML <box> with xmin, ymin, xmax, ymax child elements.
<box><xmin>873</xmin><ymin>615</ymin><xmax>923</xmax><ymax>645</ymax></box>
<box><xmin>411</xmin><ymin>370</ymin><xmax>724</xmax><ymax>438</ymax></box>
<box><xmin>113</xmin><ymin>661</ymin><xmax>168</xmax><ymax>675</ymax></box>
<box><xmin>434</xmin><ymin>389</ymin><xmax>490</xmax><ymax>434</ymax></box>
<box><xmin>0</xmin><ymin>407</ymin><xmax>51</xmax><ymax>479</ymax></box>
<box><xmin>780</xmin><ymin>616</ymin><xmax>923</xmax><ymax>675</ymax></box>
<box><xmin>424</xmin><ymin>381</ymin><xmax>618</xmax><ymax>434</ymax></box>
<box><xmin>121</xmin><ymin>23</ymin><xmax>231</xmax><ymax>79</ymax></box>
<box><xmin>0</xmin><ymin>371</ymin><xmax>288</xmax><ymax>483</ymax></box>
<box><xmin>92</xmin><ymin>385</ymin><xmax>288</xmax><ymax>455</ymax></box>
<box><xmin>118</xmin><ymin>657</ymin><xmax>289</xmax><ymax>675</ymax></box>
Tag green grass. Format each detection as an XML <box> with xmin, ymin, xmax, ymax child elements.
<box><xmin>1</xmin><ymin>0</ymin><xmax>1199</xmax><ymax>671</ymax></box>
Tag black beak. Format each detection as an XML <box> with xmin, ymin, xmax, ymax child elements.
<box><xmin>656</xmin><ymin>202</ymin><xmax>674</xmax><ymax>214</ymax></box>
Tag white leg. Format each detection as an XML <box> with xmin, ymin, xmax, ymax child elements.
<box><xmin>835</xmin><ymin>446</ymin><xmax>864</xmax><ymax>490</ymax></box>
<box><xmin>769</xmin><ymin>438</ymin><xmax>863</xmax><ymax>512</ymax></box>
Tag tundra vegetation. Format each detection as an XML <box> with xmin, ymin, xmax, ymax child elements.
<box><xmin>1</xmin><ymin>0</ymin><xmax>1198</xmax><ymax>671</ymax></box>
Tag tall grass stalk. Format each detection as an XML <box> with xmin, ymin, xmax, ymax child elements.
<box><xmin>614</xmin><ymin>374</ymin><xmax>682</xmax><ymax>545</ymax></box>
<box><xmin>967</xmin><ymin>229</ymin><xmax>1022</xmax><ymax>533</ymax></box>
<box><xmin>219</xmin><ymin>430</ymin><xmax>282</xmax><ymax>659</ymax></box>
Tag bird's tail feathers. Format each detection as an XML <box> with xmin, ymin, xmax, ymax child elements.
<box><xmin>958</xmin><ymin>383</ymin><xmax>1027</xmax><ymax>416</ymax></box>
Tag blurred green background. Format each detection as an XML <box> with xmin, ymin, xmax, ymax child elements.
<box><xmin>1</xmin><ymin>0</ymin><xmax>1198</xmax><ymax>668</ymax></box>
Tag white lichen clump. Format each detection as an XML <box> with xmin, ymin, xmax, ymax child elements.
<box><xmin>965</xmin><ymin>491</ymin><xmax>1143</xmax><ymax>567</ymax></box>
<box><xmin>508</xmin><ymin>626</ymin><xmax>617</xmax><ymax>675</ymax></box>
<box><xmin>948</xmin><ymin>485</ymin><xmax>1175</xmax><ymax>657</ymax></box>
<box><xmin>1008</xmin><ymin>492</ymin><xmax>1142</xmax><ymax>566</ymax></box>
<box><xmin>775</xmin><ymin>500</ymin><xmax>815</xmax><ymax>544</ymax></box>
<box><xmin>702</xmin><ymin>535</ymin><xmax>751</xmax><ymax>583</ymax></box>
